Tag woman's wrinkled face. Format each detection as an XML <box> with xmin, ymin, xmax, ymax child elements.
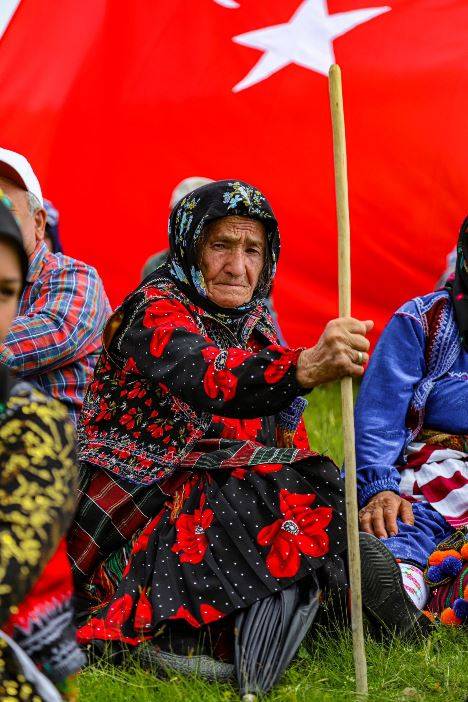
<box><xmin>0</xmin><ymin>239</ymin><xmax>22</xmax><ymax>344</ymax></box>
<box><xmin>199</xmin><ymin>216</ymin><xmax>266</xmax><ymax>308</ymax></box>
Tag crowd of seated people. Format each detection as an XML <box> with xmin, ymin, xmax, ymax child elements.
<box><xmin>0</xmin><ymin>150</ymin><xmax>466</xmax><ymax>700</ymax></box>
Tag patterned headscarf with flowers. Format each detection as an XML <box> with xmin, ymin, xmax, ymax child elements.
<box><xmin>446</xmin><ymin>216</ymin><xmax>468</xmax><ymax>351</ymax></box>
<box><xmin>166</xmin><ymin>180</ymin><xmax>280</xmax><ymax>319</ymax></box>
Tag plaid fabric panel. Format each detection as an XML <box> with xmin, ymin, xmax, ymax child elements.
<box><xmin>68</xmin><ymin>464</ymin><xmax>165</xmax><ymax>582</ymax></box>
<box><xmin>178</xmin><ymin>439</ymin><xmax>316</xmax><ymax>471</ymax></box>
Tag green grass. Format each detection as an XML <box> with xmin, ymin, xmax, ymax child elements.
<box><xmin>304</xmin><ymin>381</ymin><xmax>346</xmax><ymax>462</ymax></box>
<box><xmin>78</xmin><ymin>382</ymin><xmax>468</xmax><ymax>702</ymax></box>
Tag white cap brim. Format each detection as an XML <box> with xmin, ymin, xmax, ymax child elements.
<box><xmin>0</xmin><ymin>148</ymin><xmax>43</xmax><ymax>207</ymax></box>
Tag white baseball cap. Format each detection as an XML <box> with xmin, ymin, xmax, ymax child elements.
<box><xmin>0</xmin><ymin>148</ymin><xmax>43</xmax><ymax>207</ymax></box>
<box><xmin>169</xmin><ymin>176</ymin><xmax>213</xmax><ymax>209</ymax></box>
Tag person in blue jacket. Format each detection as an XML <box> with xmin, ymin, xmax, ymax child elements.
<box><xmin>355</xmin><ymin>217</ymin><xmax>468</xmax><ymax>636</ymax></box>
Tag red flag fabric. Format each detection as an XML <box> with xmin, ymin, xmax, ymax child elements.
<box><xmin>0</xmin><ymin>0</ymin><xmax>467</xmax><ymax>347</ymax></box>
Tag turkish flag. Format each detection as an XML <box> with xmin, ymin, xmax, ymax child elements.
<box><xmin>0</xmin><ymin>0</ymin><xmax>467</xmax><ymax>347</ymax></box>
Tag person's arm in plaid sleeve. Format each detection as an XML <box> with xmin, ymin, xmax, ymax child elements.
<box><xmin>0</xmin><ymin>263</ymin><xmax>109</xmax><ymax>375</ymax></box>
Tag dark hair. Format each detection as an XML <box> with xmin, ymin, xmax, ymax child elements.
<box><xmin>0</xmin><ymin>199</ymin><xmax>28</xmax><ymax>290</ymax></box>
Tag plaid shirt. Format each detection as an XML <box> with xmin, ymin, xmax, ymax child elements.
<box><xmin>0</xmin><ymin>242</ymin><xmax>111</xmax><ymax>424</ymax></box>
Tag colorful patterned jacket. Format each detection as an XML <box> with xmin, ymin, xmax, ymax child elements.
<box><xmin>78</xmin><ymin>274</ymin><xmax>308</xmax><ymax>486</ymax></box>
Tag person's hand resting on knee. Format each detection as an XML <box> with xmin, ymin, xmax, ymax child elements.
<box><xmin>359</xmin><ymin>490</ymin><xmax>414</xmax><ymax>538</ymax></box>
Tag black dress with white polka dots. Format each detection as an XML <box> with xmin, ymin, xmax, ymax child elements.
<box><xmin>76</xmin><ymin>281</ymin><xmax>346</xmax><ymax>646</ymax></box>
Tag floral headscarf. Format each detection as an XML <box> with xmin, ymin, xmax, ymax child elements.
<box><xmin>166</xmin><ymin>180</ymin><xmax>280</xmax><ymax>318</ymax></box>
<box><xmin>446</xmin><ymin>216</ymin><xmax>468</xmax><ymax>351</ymax></box>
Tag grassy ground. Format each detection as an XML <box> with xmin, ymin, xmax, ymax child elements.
<box><xmin>78</xmin><ymin>382</ymin><xmax>468</xmax><ymax>702</ymax></box>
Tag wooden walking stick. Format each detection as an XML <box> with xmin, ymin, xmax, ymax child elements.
<box><xmin>328</xmin><ymin>64</ymin><xmax>368</xmax><ymax>696</ymax></box>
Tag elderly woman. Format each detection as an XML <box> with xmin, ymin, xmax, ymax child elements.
<box><xmin>355</xmin><ymin>217</ymin><xmax>468</xmax><ymax>633</ymax></box>
<box><xmin>70</xmin><ymin>180</ymin><xmax>372</xmax><ymax>674</ymax></box>
<box><xmin>0</xmin><ymin>193</ymin><xmax>84</xmax><ymax>700</ymax></box>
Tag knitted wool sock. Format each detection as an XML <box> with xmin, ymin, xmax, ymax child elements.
<box><xmin>399</xmin><ymin>563</ymin><xmax>429</xmax><ymax>610</ymax></box>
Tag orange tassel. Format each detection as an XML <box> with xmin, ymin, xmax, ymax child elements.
<box><xmin>428</xmin><ymin>550</ymin><xmax>446</xmax><ymax>565</ymax></box>
<box><xmin>440</xmin><ymin>607</ymin><xmax>462</xmax><ymax>626</ymax></box>
<box><xmin>429</xmin><ymin>549</ymin><xmax>462</xmax><ymax>566</ymax></box>
<box><xmin>460</xmin><ymin>543</ymin><xmax>468</xmax><ymax>560</ymax></box>
<box><xmin>422</xmin><ymin>609</ymin><xmax>435</xmax><ymax>623</ymax></box>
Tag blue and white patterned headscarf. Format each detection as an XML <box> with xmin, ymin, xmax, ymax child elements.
<box><xmin>166</xmin><ymin>179</ymin><xmax>280</xmax><ymax>318</ymax></box>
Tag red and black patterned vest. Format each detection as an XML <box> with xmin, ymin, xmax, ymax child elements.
<box><xmin>78</xmin><ymin>277</ymin><xmax>281</xmax><ymax>485</ymax></box>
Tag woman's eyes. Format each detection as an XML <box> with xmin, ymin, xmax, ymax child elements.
<box><xmin>212</xmin><ymin>243</ymin><xmax>261</xmax><ymax>255</ymax></box>
<box><xmin>0</xmin><ymin>285</ymin><xmax>19</xmax><ymax>300</ymax></box>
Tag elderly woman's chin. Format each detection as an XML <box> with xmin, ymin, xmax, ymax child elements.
<box><xmin>206</xmin><ymin>283</ymin><xmax>253</xmax><ymax>308</ymax></box>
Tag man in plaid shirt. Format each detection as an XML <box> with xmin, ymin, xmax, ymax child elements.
<box><xmin>0</xmin><ymin>148</ymin><xmax>111</xmax><ymax>424</ymax></box>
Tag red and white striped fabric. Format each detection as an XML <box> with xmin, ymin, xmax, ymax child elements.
<box><xmin>399</xmin><ymin>441</ymin><xmax>468</xmax><ymax>529</ymax></box>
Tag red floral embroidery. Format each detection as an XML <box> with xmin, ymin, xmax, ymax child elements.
<box><xmin>84</xmin><ymin>424</ymin><xmax>99</xmax><ymax>440</ymax></box>
<box><xmin>122</xmin><ymin>357</ymin><xmax>140</xmax><ymax>374</ymax></box>
<box><xmin>144</xmin><ymin>297</ymin><xmax>199</xmax><ymax>358</ymax></box>
<box><xmin>133</xmin><ymin>512</ymin><xmax>164</xmax><ymax>554</ymax></box>
<box><xmin>201</xmin><ymin>346</ymin><xmax>248</xmax><ymax>401</ymax></box>
<box><xmin>95</xmin><ymin>399</ymin><xmax>112</xmax><ymax>423</ymax></box>
<box><xmin>147</xmin><ymin>423</ymin><xmax>164</xmax><ymax>439</ymax></box>
<box><xmin>257</xmin><ymin>489</ymin><xmax>332</xmax><ymax>578</ymax></box>
<box><xmin>264</xmin><ymin>346</ymin><xmax>296</xmax><ymax>384</ymax></box>
<box><xmin>172</xmin><ymin>495</ymin><xmax>214</xmax><ymax>564</ymax></box>
<box><xmin>162</xmin><ymin>446</ymin><xmax>177</xmax><ymax>462</ymax></box>
<box><xmin>232</xmin><ymin>463</ymin><xmax>283</xmax><ymax>480</ymax></box>
<box><xmin>231</xmin><ymin>468</ymin><xmax>245</xmax><ymax>479</ymax></box>
<box><xmin>212</xmin><ymin>416</ymin><xmax>262</xmax><ymax>441</ymax></box>
<box><xmin>90</xmin><ymin>378</ymin><xmax>104</xmax><ymax>394</ymax></box>
<box><xmin>169</xmin><ymin>605</ymin><xmax>200</xmax><ymax>628</ymax></box>
<box><xmin>150</xmin><ymin>328</ymin><xmax>175</xmax><ymax>358</ymax></box>
<box><xmin>200</xmin><ymin>604</ymin><xmax>224</xmax><ymax>624</ymax></box>
<box><xmin>112</xmin><ymin>447</ymin><xmax>131</xmax><ymax>460</ymax></box>
<box><xmin>120</xmin><ymin>407</ymin><xmax>137</xmax><ymax>430</ymax></box>
<box><xmin>127</xmin><ymin>384</ymin><xmax>146</xmax><ymax>400</ymax></box>
<box><xmin>78</xmin><ymin>594</ymin><xmax>133</xmax><ymax>641</ymax></box>
<box><xmin>136</xmin><ymin>456</ymin><xmax>153</xmax><ymax>470</ymax></box>
<box><xmin>254</xmin><ymin>463</ymin><xmax>283</xmax><ymax>475</ymax></box>
<box><xmin>292</xmin><ymin>419</ymin><xmax>310</xmax><ymax>449</ymax></box>
<box><xmin>168</xmin><ymin>603</ymin><xmax>224</xmax><ymax>627</ymax></box>
<box><xmin>134</xmin><ymin>589</ymin><xmax>153</xmax><ymax>631</ymax></box>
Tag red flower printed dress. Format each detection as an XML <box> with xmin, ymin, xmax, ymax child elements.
<box><xmin>75</xmin><ymin>284</ymin><xmax>346</xmax><ymax>646</ymax></box>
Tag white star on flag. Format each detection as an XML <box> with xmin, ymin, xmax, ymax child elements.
<box><xmin>0</xmin><ymin>0</ymin><xmax>20</xmax><ymax>42</ymax></box>
<box><xmin>232</xmin><ymin>0</ymin><xmax>390</xmax><ymax>92</ymax></box>
<box><xmin>214</xmin><ymin>0</ymin><xmax>240</xmax><ymax>7</ymax></box>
